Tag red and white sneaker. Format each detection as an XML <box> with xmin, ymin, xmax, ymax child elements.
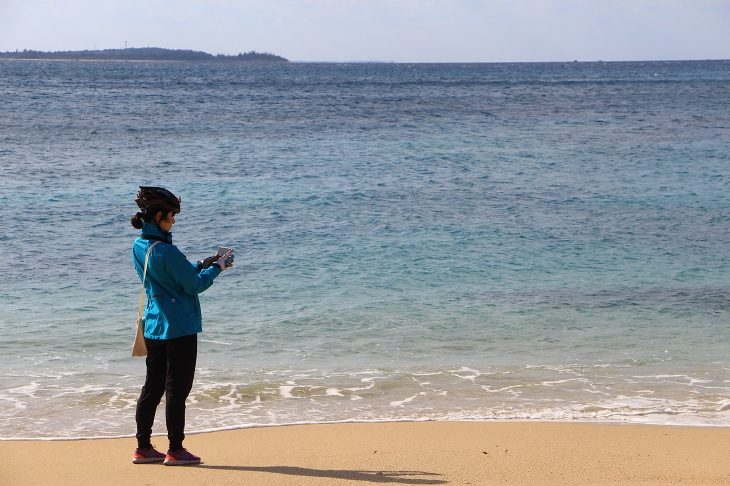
<box><xmin>132</xmin><ymin>446</ymin><xmax>166</xmax><ymax>464</ymax></box>
<box><xmin>164</xmin><ymin>448</ymin><xmax>201</xmax><ymax>466</ymax></box>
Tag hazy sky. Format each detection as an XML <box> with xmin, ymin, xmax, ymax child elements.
<box><xmin>1</xmin><ymin>0</ymin><xmax>728</xmax><ymax>62</ymax></box>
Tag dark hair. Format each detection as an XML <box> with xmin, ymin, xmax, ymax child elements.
<box><xmin>130</xmin><ymin>208</ymin><xmax>167</xmax><ymax>229</ymax></box>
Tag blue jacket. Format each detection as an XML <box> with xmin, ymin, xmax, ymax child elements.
<box><xmin>132</xmin><ymin>222</ymin><xmax>222</xmax><ymax>340</ymax></box>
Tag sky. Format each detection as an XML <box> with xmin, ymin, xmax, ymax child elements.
<box><xmin>0</xmin><ymin>0</ymin><xmax>728</xmax><ymax>62</ymax></box>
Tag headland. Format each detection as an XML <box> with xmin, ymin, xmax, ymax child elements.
<box><xmin>0</xmin><ymin>47</ymin><xmax>288</xmax><ymax>62</ymax></box>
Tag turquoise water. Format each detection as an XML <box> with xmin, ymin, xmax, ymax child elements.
<box><xmin>1</xmin><ymin>60</ymin><xmax>729</xmax><ymax>438</ymax></box>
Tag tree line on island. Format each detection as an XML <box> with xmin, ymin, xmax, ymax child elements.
<box><xmin>0</xmin><ymin>47</ymin><xmax>288</xmax><ymax>62</ymax></box>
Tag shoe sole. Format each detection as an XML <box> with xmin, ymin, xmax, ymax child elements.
<box><xmin>132</xmin><ymin>457</ymin><xmax>165</xmax><ymax>464</ymax></box>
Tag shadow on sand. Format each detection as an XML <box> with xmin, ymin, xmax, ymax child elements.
<box><xmin>200</xmin><ymin>465</ymin><xmax>447</xmax><ymax>484</ymax></box>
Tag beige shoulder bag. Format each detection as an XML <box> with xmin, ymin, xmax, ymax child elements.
<box><xmin>132</xmin><ymin>241</ymin><xmax>160</xmax><ymax>357</ymax></box>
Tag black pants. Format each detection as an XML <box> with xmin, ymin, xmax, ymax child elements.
<box><xmin>135</xmin><ymin>333</ymin><xmax>197</xmax><ymax>451</ymax></box>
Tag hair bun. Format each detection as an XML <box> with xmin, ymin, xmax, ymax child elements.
<box><xmin>130</xmin><ymin>212</ymin><xmax>145</xmax><ymax>229</ymax></box>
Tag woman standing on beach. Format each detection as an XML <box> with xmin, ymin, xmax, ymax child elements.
<box><xmin>130</xmin><ymin>186</ymin><xmax>233</xmax><ymax>466</ymax></box>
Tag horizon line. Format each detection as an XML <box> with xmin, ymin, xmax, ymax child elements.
<box><xmin>1</xmin><ymin>47</ymin><xmax>728</xmax><ymax>64</ymax></box>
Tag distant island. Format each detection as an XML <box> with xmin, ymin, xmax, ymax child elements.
<box><xmin>0</xmin><ymin>47</ymin><xmax>288</xmax><ymax>62</ymax></box>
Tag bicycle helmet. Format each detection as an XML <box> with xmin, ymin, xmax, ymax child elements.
<box><xmin>135</xmin><ymin>186</ymin><xmax>181</xmax><ymax>214</ymax></box>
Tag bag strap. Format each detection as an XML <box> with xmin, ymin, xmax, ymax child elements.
<box><xmin>138</xmin><ymin>241</ymin><xmax>161</xmax><ymax>321</ymax></box>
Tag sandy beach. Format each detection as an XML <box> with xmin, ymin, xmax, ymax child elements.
<box><xmin>2</xmin><ymin>421</ymin><xmax>729</xmax><ymax>485</ymax></box>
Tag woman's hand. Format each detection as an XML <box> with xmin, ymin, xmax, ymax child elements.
<box><xmin>213</xmin><ymin>251</ymin><xmax>234</xmax><ymax>271</ymax></box>
<box><xmin>197</xmin><ymin>255</ymin><xmax>218</xmax><ymax>270</ymax></box>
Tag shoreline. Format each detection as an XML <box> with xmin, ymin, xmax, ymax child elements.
<box><xmin>3</xmin><ymin>416</ymin><xmax>730</xmax><ymax>442</ymax></box>
<box><xmin>0</xmin><ymin>57</ymin><xmax>287</xmax><ymax>63</ymax></box>
<box><xmin>3</xmin><ymin>421</ymin><xmax>730</xmax><ymax>485</ymax></box>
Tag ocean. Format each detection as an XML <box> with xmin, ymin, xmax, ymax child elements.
<box><xmin>1</xmin><ymin>59</ymin><xmax>729</xmax><ymax>439</ymax></box>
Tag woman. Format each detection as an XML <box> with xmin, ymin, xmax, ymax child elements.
<box><xmin>130</xmin><ymin>186</ymin><xmax>232</xmax><ymax>466</ymax></box>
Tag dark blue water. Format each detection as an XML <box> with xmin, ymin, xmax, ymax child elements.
<box><xmin>1</xmin><ymin>60</ymin><xmax>729</xmax><ymax>438</ymax></box>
